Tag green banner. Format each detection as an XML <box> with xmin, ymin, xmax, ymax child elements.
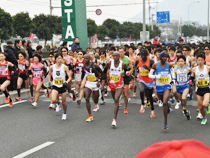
<box><xmin>61</xmin><ymin>0</ymin><xmax>88</xmax><ymax>50</ymax></box>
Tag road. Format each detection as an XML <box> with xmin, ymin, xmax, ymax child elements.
<box><xmin>0</xmin><ymin>89</ymin><xmax>209</xmax><ymax>158</ymax></box>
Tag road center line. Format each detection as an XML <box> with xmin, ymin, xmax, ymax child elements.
<box><xmin>13</xmin><ymin>141</ymin><xmax>55</xmax><ymax>158</ymax></box>
<box><xmin>0</xmin><ymin>100</ymin><xmax>27</xmax><ymax>109</ymax></box>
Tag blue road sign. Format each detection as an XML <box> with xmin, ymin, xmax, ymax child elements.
<box><xmin>156</xmin><ymin>11</ymin><xmax>170</xmax><ymax>24</ymax></box>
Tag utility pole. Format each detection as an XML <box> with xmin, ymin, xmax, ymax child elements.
<box><xmin>143</xmin><ymin>0</ymin><xmax>146</xmax><ymax>43</ymax></box>
<box><xmin>50</xmin><ymin>0</ymin><xmax>52</xmax><ymax>15</ymax></box>
<box><xmin>208</xmin><ymin>0</ymin><xmax>209</xmax><ymax>42</ymax></box>
<box><xmin>148</xmin><ymin>0</ymin><xmax>151</xmax><ymax>26</ymax></box>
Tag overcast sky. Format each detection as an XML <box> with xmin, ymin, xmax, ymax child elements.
<box><xmin>1</xmin><ymin>0</ymin><xmax>209</xmax><ymax>25</ymax></box>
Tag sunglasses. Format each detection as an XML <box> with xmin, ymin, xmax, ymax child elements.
<box><xmin>18</xmin><ymin>55</ymin><xmax>23</xmax><ymax>57</ymax></box>
<box><xmin>204</xmin><ymin>49</ymin><xmax>209</xmax><ymax>50</ymax></box>
<box><xmin>49</xmin><ymin>56</ymin><xmax>54</xmax><ymax>57</ymax></box>
<box><xmin>78</xmin><ymin>54</ymin><xmax>83</xmax><ymax>55</ymax></box>
<box><xmin>182</xmin><ymin>50</ymin><xmax>188</xmax><ymax>51</ymax></box>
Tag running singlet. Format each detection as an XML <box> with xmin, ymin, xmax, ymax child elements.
<box><xmin>195</xmin><ymin>65</ymin><xmax>209</xmax><ymax>87</ymax></box>
<box><xmin>156</xmin><ymin>62</ymin><xmax>171</xmax><ymax>86</ymax></box>
<box><xmin>84</xmin><ymin>62</ymin><xmax>99</xmax><ymax>82</ymax></box>
<box><xmin>75</xmin><ymin>59</ymin><xmax>84</xmax><ymax>74</ymax></box>
<box><xmin>138</xmin><ymin>58</ymin><xmax>153</xmax><ymax>83</ymax></box>
<box><xmin>53</xmin><ymin>64</ymin><xmax>66</xmax><ymax>88</ymax></box>
<box><xmin>121</xmin><ymin>56</ymin><xmax>129</xmax><ymax>76</ymax></box>
<box><xmin>32</xmin><ymin>63</ymin><xmax>43</xmax><ymax>78</ymax></box>
<box><xmin>18</xmin><ymin>59</ymin><xmax>27</xmax><ymax>74</ymax></box>
<box><xmin>30</xmin><ymin>58</ymin><xmax>34</xmax><ymax>64</ymax></box>
<box><xmin>109</xmin><ymin>59</ymin><xmax>123</xmax><ymax>83</ymax></box>
<box><xmin>176</xmin><ymin>66</ymin><xmax>188</xmax><ymax>86</ymax></box>
<box><xmin>169</xmin><ymin>56</ymin><xmax>177</xmax><ymax>63</ymax></box>
<box><xmin>0</xmin><ymin>61</ymin><xmax>10</xmax><ymax>78</ymax></box>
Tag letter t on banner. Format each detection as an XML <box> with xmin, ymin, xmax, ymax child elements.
<box><xmin>61</xmin><ymin>0</ymin><xmax>88</xmax><ymax>50</ymax></box>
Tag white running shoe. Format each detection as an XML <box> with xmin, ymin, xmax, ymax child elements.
<box><xmin>49</xmin><ymin>103</ymin><xmax>55</xmax><ymax>109</ymax></box>
<box><xmin>62</xmin><ymin>114</ymin><xmax>67</xmax><ymax>120</ymax></box>
<box><xmin>187</xmin><ymin>94</ymin><xmax>190</xmax><ymax>98</ymax></box>
<box><xmin>128</xmin><ymin>98</ymin><xmax>131</xmax><ymax>102</ymax></box>
<box><xmin>93</xmin><ymin>104</ymin><xmax>99</xmax><ymax>112</ymax></box>
<box><xmin>158</xmin><ymin>100</ymin><xmax>163</xmax><ymax>107</ymax></box>
<box><xmin>59</xmin><ymin>95</ymin><xmax>62</xmax><ymax>100</ymax></box>
<box><xmin>31</xmin><ymin>102</ymin><xmax>37</xmax><ymax>107</ymax></box>
<box><xmin>175</xmin><ymin>101</ymin><xmax>181</xmax><ymax>109</ymax></box>
<box><xmin>56</xmin><ymin>104</ymin><xmax>61</xmax><ymax>112</ymax></box>
<box><xmin>111</xmin><ymin>119</ymin><xmax>117</xmax><ymax>127</ymax></box>
<box><xmin>196</xmin><ymin>113</ymin><xmax>203</xmax><ymax>119</ymax></box>
<box><xmin>104</xmin><ymin>93</ymin><xmax>108</xmax><ymax>97</ymax></box>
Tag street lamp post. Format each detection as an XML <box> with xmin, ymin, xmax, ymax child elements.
<box><xmin>188</xmin><ymin>1</ymin><xmax>199</xmax><ymax>24</ymax></box>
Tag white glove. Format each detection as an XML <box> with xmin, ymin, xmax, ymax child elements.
<box><xmin>156</xmin><ymin>74</ymin><xmax>162</xmax><ymax>79</ymax></box>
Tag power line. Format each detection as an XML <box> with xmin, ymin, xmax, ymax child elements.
<box><xmin>87</xmin><ymin>2</ymin><xmax>158</xmax><ymax>7</ymax></box>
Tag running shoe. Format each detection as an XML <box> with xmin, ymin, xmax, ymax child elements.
<box><xmin>76</xmin><ymin>92</ymin><xmax>79</xmax><ymax>97</ymax></box>
<box><xmin>128</xmin><ymin>98</ymin><xmax>131</xmax><ymax>102</ymax></box>
<box><xmin>140</xmin><ymin>105</ymin><xmax>145</xmax><ymax>113</ymax></box>
<box><xmin>111</xmin><ymin>119</ymin><xmax>117</xmax><ymax>127</ymax></box>
<box><xmin>144</xmin><ymin>98</ymin><xmax>147</xmax><ymax>104</ymax></box>
<box><xmin>59</xmin><ymin>95</ymin><xmax>62</xmax><ymax>100</ymax></box>
<box><xmin>196</xmin><ymin>113</ymin><xmax>203</xmax><ymax>120</ymax></box>
<box><xmin>9</xmin><ymin>101</ymin><xmax>13</xmax><ymax>107</ymax></box>
<box><xmin>184</xmin><ymin>110</ymin><xmax>191</xmax><ymax>120</ymax></box>
<box><xmin>150</xmin><ymin>110</ymin><xmax>155</xmax><ymax>118</ymax></box>
<box><xmin>31</xmin><ymin>102</ymin><xmax>37</xmax><ymax>107</ymax></box>
<box><xmin>170</xmin><ymin>97</ymin><xmax>175</xmax><ymax>104</ymax></box>
<box><xmin>187</xmin><ymin>94</ymin><xmax>190</xmax><ymax>98</ymax></box>
<box><xmin>201</xmin><ymin>118</ymin><xmax>207</xmax><ymax>125</ymax></box>
<box><xmin>69</xmin><ymin>93</ymin><xmax>73</xmax><ymax>99</ymax></box>
<box><xmin>163</xmin><ymin>122</ymin><xmax>168</xmax><ymax>129</ymax></box>
<box><xmin>146</xmin><ymin>100</ymin><xmax>151</xmax><ymax>108</ymax></box>
<box><xmin>175</xmin><ymin>101</ymin><xmax>181</xmax><ymax>109</ymax></box>
<box><xmin>100</xmin><ymin>102</ymin><xmax>105</xmax><ymax>105</ymax></box>
<box><xmin>72</xmin><ymin>93</ymin><xmax>76</xmax><ymax>101</ymax></box>
<box><xmin>119</xmin><ymin>102</ymin><xmax>121</xmax><ymax>107</ymax></box>
<box><xmin>153</xmin><ymin>98</ymin><xmax>158</xmax><ymax>103</ymax></box>
<box><xmin>29</xmin><ymin>97</ymin><xmax>34</xmax><ymax>102</ymax></box>
<box><xmin>77</xmin><ymin>100</ymin><xmax>81</xmax><ymax>105</ymax></box>
<box><xmin>188</xmin><ymin>92</ymin><xmax>194</xmax><ymax>100</ymax></box>
<box><xmin>55</xmin><ymin>104</ymin><xmax>61</xmax><ymax>112</ymax></box>
<box><xmin>93</xmin><ymin>105</ymin><xmax>99</xmax><ymax>112</ymax></box>
<box><xmin>62</xmin><ymin>114</ymin><xmax>67</xmax><ymax>120</ymax></box>
<box><xmin>124</xmin><ymin>108</ymin><xmax>128</xmax><ymax>114</ymax></box>
<box><xmin>206</xmin><ymin>106</ymin><xmax>210</xmax><ymax>114</ymax></box>
<box><xmin>44</xmin><ymin>89</ymin><xmax>49</xmax><ymax>98</ymax></box>
<box><xmin>158</xmin><ymin>100</ymin><xmax>163</xmax><ymax>107</ymax></box>
<box><xmin>104</xmin><ymin>92</ymin><xmax>108</xmax><ymax>97</ymax></box>
<box><xmin>86</xmin><ymin>116</ymin><xmax>93</xmax><ymax>122</ymax></box>
<box><xmin>133</xmin><ymin>92</ymin><xmax>136</xmax><ymax>97</ymax></box>
<box><xmin>15</xmin><ymin>97</ymin><xmax>22</xmax><ymax>101</ymax></box>
<box><xmin>5</xmin><ymin>96</ymin><xmax>10</xmax><ymax>104</ymax></box>
<box><xmin>169</xmin><ymin>106</ymin><xmax>173</xmax><ymax>113</ymax></box>
<box><xmin>49</xmin><ymin>104</ymin><xmax>55</xmax><ymax>109</ymax></box>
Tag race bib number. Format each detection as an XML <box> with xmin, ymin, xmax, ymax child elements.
<box><xmin>110</xmin><ymin>75</ymin><xmax>120</xmax><ymax>82</ymax></box>
<box><xmin>0</xmin><ymin>70</ymin><xmax>8</xmax><ymax>75</ymax></box>
<box><xmin>159</xmin><ymin>77</ymin><xmax>169</xmax><ymax>84</ymax></box>
<box><xmin>34</xmin><ymin>71</ymin><xmax>42</xmax><ymax>78</ymax></box>
<box><xmin>54</xmin><ymin>79</ymin><xmax>64</xmax><ymax>85</ymax></box>
<box><xmin>87</xmin><ymin>75</ymin><xmax>96</xmax><ymax>82</ymax></box>
<box><xmin>139</xmin><ymin>69</ymin><xmax>149</xmax><ymax>76</ymax></box>
<box><xmin>18</xmin><ymin>64</ymin><xmax>25</xmax><ymax>72</ymax></box>
<box><xmin>197</xmin><ymin>79</ymin><xmax>208</xmax><ymax>87</ymax></box>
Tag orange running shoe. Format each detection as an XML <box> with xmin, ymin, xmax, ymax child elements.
<box><xmin>9</xmin><ymin>101</ymin><xmax>13</xmax><ymax>107</ymax></box>
<box><xmin>140</xmin><ymin>105</ymin><xmax>145</xmax><ymax>113</ymax></box>
<box><xmin>150</xmin><ymin>110</ymin><xmax>155</xmax><ymax>118</ymax></box>
<box><xmin>16</xmin><ymin>97</ymin><xmax>21</xmax><ymax>101</ymax></box>
<box><xmin>5</xmin><ymin>96</ymin><xmax>10</xmax><ymax>104</ymax></box>
<box><xmin>124</xmin><ymin>108</ymin><xmax>128</xmax><ymax>114</ymax></box>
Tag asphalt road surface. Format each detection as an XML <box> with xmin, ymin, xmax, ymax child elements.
<box><xmin>0</xmin><ymin>89</ymin><xmax>209</xmax><ymax>158</ymax></box>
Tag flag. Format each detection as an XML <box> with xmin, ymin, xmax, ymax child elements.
<box><xmin>92</xmin><ymin>34</ymin><xmax>97</xmax><ymax>47</ymax></box>
<box><xmin>128</xmin><ymin>35</ymin><xmax>132</xmax><ymax>42</ymax></box>
<box><xmin>29</xmin><ymin>33</ymin><xmax>35</xmax><ymax>42</ymax></box>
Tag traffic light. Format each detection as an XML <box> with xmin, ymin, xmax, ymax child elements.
<box><xmin>190</xmin><ymin>22</ymin><xmax>195</xmax><ymax>26</ymax></box>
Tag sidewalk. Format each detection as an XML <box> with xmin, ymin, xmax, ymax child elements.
<box><xmin>0</xmin><ymin>81</ymin><xmax>75</xmax><ymax>104</ymax></box>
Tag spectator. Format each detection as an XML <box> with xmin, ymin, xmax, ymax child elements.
<box><xmin>26</xmin><ymin>41</ymin><xmax>34</xmax><ymax>59</ymax></box>
<box><xmin>13</xmin><ymin>39</ymin><xmax>22</xmax><ymax>59</ymax></box>
<box><xmin>20</xmin><ymin>40</ymin><xmax>29</xmax><ymax>60</ymax></box>
<box><xmin>71</xmin><ymin>37</ymin><xmax>81</xmax><ymax>51</ymax></box>
<box><xmin>4</xmin><ymin>41</ymin><xmax>18</xmax><ymax>66</ymax></box>
<box><xmin>153</xmin><ymin>37</ymin><xmax>160</xmax><ymax>44</ymax></box>
<box><xmin>33</xmin><ymin>45</ymin><xmax>43</xmax><ymax>58</ymax></box>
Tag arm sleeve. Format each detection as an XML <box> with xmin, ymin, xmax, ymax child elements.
<box><xmin>148</xmin><ymin>69</ymin><xmax>156</xmax><ymax>79</ymax></box>
<box><xmin>170</xmin><ymin>67</ymin><xmax>175</xmax><ymax>80</ymax></box>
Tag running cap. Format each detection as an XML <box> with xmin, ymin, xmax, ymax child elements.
<box><xmin>134</xmin><ymin>139</ymin><xmax>210</xmax><ymax>158</ymax></box>
<box><xmin>159</xmin><ymin>52</ymin><xmax>169</xmax><ymax>59</ymax></box>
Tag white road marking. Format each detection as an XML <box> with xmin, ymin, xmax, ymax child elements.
<box><xmin>13</xmin><ymin>141</ymin><xmax>54</xmax><ymax>158</ymax></box>
<box><xmin>0</xmin><ymin>100</ymin><xmax>27</xmax><ymax>109</ymax></box>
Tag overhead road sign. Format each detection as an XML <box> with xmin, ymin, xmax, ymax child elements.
<box><xmin>156</xmin><ymin>11</ymin><xmax>170</xmax><ymax>24</ymax></box>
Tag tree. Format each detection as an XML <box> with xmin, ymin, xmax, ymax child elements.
<box><xmin>133</xmin><ymin>22</ymin><xmax>143</xmax><ymax>40</ymax></box>
<box><xmin>182</xmin><ymin>25</ymin><xmax>196</xmax><ymax>37</ymax></box>
<box><xmin>32</xmin><ymin>14</ymin><xmax>58</xmax><ymax>45</ymax></box>
<box><xmin>149</xmin><ymin>25</ymin><xmax>161</xmax><ymax>38</ymax></box>
<box><xmin>97</xmin><ymin>25</ymin><xmax>108</xmax><ymax>40</ymax></box>
<box><xmin>108</xmin><ymin>26</ymin><xmax>119</xmax><ymax>40</ymax></box>
<box><xmin>103</xmin><ymin>19</ymin><xmax>120</xmax><ymax>30</ymax></box>
<box><xmin>87</xmin><ymin>18</ymin><xmax>97</xmax><ymax>37</ymax></box>
<box><xmin>0</xmin><ymin>8</ymin><xmax>14</xmax><ymax>40</ymax></box>
<box><xmin>121</xmin><ymin>22</ymin><xmax>134</xmax><ymax>39</ymax></box>
<box><xmin>13</xmin><ymin>12</ymin><xmax>34</xmax><ymax>38</ymax></box>
<box><xmin>118</xmin><ymin>24</ymin><xmax>127</xmax><ymax>42</ymax></box>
